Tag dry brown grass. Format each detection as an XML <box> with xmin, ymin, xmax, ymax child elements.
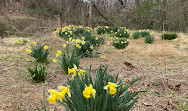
<box><xmin>0</xmin><ymin>31</ymin><xmax>188</xmax><ymax>111</ymax></box>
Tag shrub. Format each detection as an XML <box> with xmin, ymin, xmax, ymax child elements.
<box><xmin>145</xmin><ymin>35</ymin><xmax>154</xmax><ymax>44</ymax></box>
<box><xmin>112</xmin><ymin>38</ymin><xmax>130</xmax><ymax>49</ymax></box>
<box><xmin>161</xmin><ymin>33</ymin><xmax>178</xmax><ymax>40</ymax></box>
<box><xmin>26</xmin><ymin>42</ymin><xmax>49</xmax><ymax>65</ymax></box>
<box><xmin>132</xmin><ymin>32</ymin><xmax>140</xmax><ymax>39</ymax></box>
<box><xmin>113</xmin><ymin>28</ymin><xmax>130</xmax><ymax>38</ymax></box>
<box><xmin>28</xmin><ymin>64</ymin><xmax>47</xmax><ymax>83</ymax></box>
<box><xmin>140</xmin><ymin>31</ymin><xmax>150</xmax><ymax>37</ymax></box>
<box><xmin>55</xmin><ymin>46</ymin><xmax>80</xmax><ymax>75</ymax></box>
<box><xmin>47</xmin><ymin>65</ymin><xmax>143</xmax><ymax>111</ymax></box>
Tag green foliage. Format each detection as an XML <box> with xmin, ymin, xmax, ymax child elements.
<box><xmin>133</xmin><ymin>32</ymin><xmax>140</xmax><ymax>39</ymax></box>
<box><xmin>140</xmin><ymin>31</ymin><xmax>150</xmax><ymax>37</ymax></box>
<box><xmin>29</xmin><ymin>43</ymin><xmax>49</xmax><ymax>65</ymax></box>
<box><xmin>96</xmin><ymin>26</ymin><xmax>106</xmax><ymax>34</ymax></box>
<box><xmin>73</xmin><ymin>35</ymin><xmax>104</xmax><ymax>57</ymax></box>
<box><xmin>57</xmin><ymin>66</ymin><xmax>142</xmax><ymax>111</ymax></box>
<box><xmin>56</xmin><ymin>47</ymin><xmax>80</xmax><ymax>75</ymax></box>
<box><xmin>161</xmin><ymin>33</ymin><xmax>178</xmax><ymax>40</ymax></box>
<box><xmin>16</xmin><ymin>40</ymin><xmax>27</xmax><ymax>46</ymax></box>
<box><xmin>112</xmin><ymin>38</ymin><xmax>129</xmax><ymax>49</ymax></box>
<box><xmin>145</xmin><ymin>35</ymin><xmax>155</xmax><ymax>44</ymax></box>
<box><xmin>28</xmin><ymin>64</ymin><xmax>47</xmax><ymax>83</ymax></box>
<box><xmin>113</xmin><ymin>28</ymin><xmax>130</xmax><ymax>38</ymax></box>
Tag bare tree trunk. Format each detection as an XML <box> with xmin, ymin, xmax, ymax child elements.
<box><xmin>161</xmin><ymin>0</ymin><xmax>167</xmax><ymax>31</ymax></box>
<box><xmin>88</xmin><ymin>0</ymin><xmax>93</xmax><ymax>27</ymax></box>
<box><xmin>82</xmin><ymin>7</ymin><xmax>85</xmax><ymax>26</ymax></box>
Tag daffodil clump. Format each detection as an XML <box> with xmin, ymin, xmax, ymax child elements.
<box><xmin>54</xmin><ymin>25</ymin><xmax>93</xmax><ymax>40</ymax></box>
<box><xmin>70</xmin><ymin>35</ymin><xmax>104</xmax><ymax>57</ymax></box>
<box><xmin>112</xmin><ymin>28</ymin><xmax>130</xmax><ymax>38</ymax></box>
<box><xmin>112</xmin><ymin>38</ymin><xmax>130</xmax><ymax>49</ymax></box>
<box><xmin>26</xmin><ymin>42</ymin><xmax>49</xmax><ymax>82</ymax></box>
<box><xmin>53</xmin><ymin>45</ymin><xmax>80</xmax><ymax>75</ymax></box>
<box><xmin>16</xmin><ymin>39</ymin><xmax>27</xmax><ymax>45</ymax></box>
<box><xmin>26</xmin><ymin>42</ymin><xmax>49</xmax><ymax>64</ymax></box>
<box><xmin>48</xmin><ymin>65</ymin><xmax>142</xmax><ymax>111</ymax></box>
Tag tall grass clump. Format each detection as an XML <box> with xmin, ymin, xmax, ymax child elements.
<box><xmin>161</xmin><ymin>33</ymin><xmax>178</xmax><ymax>40</ymax></box>
<box><xmin>133</xmin><ymin>32</ymin><xmax>140</xmax><ymax>39</ymax></box>
<box><xmin>140</xmin><ymin>31</ymin><xmax>150</xmax><ymax>37</ymax></box>
<box><xmin>145</xmin><ymin>35</ymin><xmax>154</xmax><ymax>44</ymax></box>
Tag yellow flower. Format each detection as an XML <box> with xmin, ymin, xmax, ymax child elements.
<box><xmin>90</xmin><ymin>45</ymin><xmax>94</xmax><ymax>49</ymax></box>
<box><xmin>121</xmin><ymin>41</ymin><xmax>124</xmax><ymax>44</ymax></box>
<box><xmin>66</xmin><ymin>41</ymin><xmax>68</xmax><ymax>44</ymax></box>
<box><xmin>28</xmin><ymin>46</ymin><xmax>31</xmax><ymax>49</ymax></box>
<box><xmin>100</xmin><ymin>56</ymin><xmax>106</xmax><ymax>58</ymax></box>
<box><xmin>25</xmin><ymin>48</ymin><xmax>29</xmax><ymax>52</ymax></box>
<box><xmin>57</xmin><ymin>86</ymin><xmax>71</xmax><ymax>99</ymax></box>
<box><xmin>33</xmin><ymin>42</ymin><xmax>36</xmax><ymax>45</ymax></box>
<box><xmin>44</xmin><ymin>45</ymin><xmax>48</xmax><ymax>50</ymax></box>
<box><xmin>104</xmin><ymin>82</ymin><xmax>118</xmax><ymax>95</ymax></box>
<box><xmin>82</xmin><ymin>37</ymin><xmax>85</xmax><ymax>40</ymax></box>
<box><xmin>63</xmin><ymin>44</ymin><xmax>66</xmax><ymax>48</ymax></box>
<box><xmin>28</xmin><ymin>50</ymin><xmax>32</xmax><ymax>54</ymax></box>
<box><xmin>57</xmin><ymin>50</ymin><xmax>62</xmax><ymax>55</ymax></box>
<box><xmin>78</xmin><ymin>46</ymin><xmax>81</xmax><ymax>49</ymax></box>
<box><xmin>95</xmin><ymin>37</ymin><xmax>99</xmax><ymax>40</ymax></box>
<box><xmin>25</xmin><ymin>58</ymin><xmax>29</xmax><ymax>61</ymax></box>
<box><xmin>68</xmin><ymin>64</ymin><xmax>77</xmax><ymax>77</ymax></box>
<box><xmin>83</xmin><ymin>84</ymin><xmax>96</xmax><ymax>99</ymax></box>
<box><xmin>56</xmin><ymin>54</ymin><xmax>60</xmax><ymax>58</ymax></box>
<box><xmin>78</xmin><ymin>69</ymin><xmax>85</xmax><ymax>76</ymax></box>
<box><xmin>108</xmin><ymin>42</ymin><xmax>110</xmax><ymax>45</ymax></box>
<box><xmin>53</xmin><ymin>59</ymin><xmax>56</xmax><ymax>63</ymax></box>
<box><xmin>81</xmin><ymin>41</ymin><xmax>85</xmax><ymax>45</ymax></box>
<box><xmin>27</xmin><ymin>40</ymin><xmax>30</xmax><ymax>42</ymax></box>
<box><xmin>151</xmin><ymin>31</ymin><xmax>154</xmax><ymax>34</ymax></box>
<box><xmin>76</xmin><ymin>44</ymin><xmax>79</xmax><ymax>48</ymax></box>
<box><xmin>72</xmin><ymin>39</ymin><xmax>75</xmax><ymax>43</ymax></box>
<box><xmin>48</xmin><ymin>89</ymin><xmax>62</xmax><ymax>104</ymax></box>
<box><xmin>69</xmin><ymin>38</ymin><xmax>72</xmax><ymax>41</ymax></box>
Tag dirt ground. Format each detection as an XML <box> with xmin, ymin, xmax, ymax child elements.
<box><xmin>0</xmin><ymin>31</ymin><xmax>188</xmax><ymax>111</ymax></box>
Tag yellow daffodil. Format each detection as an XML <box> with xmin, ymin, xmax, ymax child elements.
<box><xmin>33</xmin><ymin>42</ymin><xmax>36</xmax><ymax>45</ymax></box>
<box><xmin>25</xmin><ymin>58</ymin><xmax>29</xmax><ymax>61</ymax></box>
<box><xmin>90</xmin><ymin>45</ymin><xmax>94</xmax><ymax>49</ymax></box>
<box><xmin>78</xmin><ymin>46</ymin><xmax>81</xmax><ymax>49</ymax></box>
<box><xmin>57</xmin><ymin>86</ymin><xmax>71</xmax><ymax>99</ymax></box>
<box><xmin>44</xmin><ymin>45</ymin><xmax>48</xmax><ymax>50</ymax></box>
<box><xmin>82</xmin><ymin>37</ymin><xmax>85</xmax><ymax>40</ymax></box>
<box><xmin>100</xmin><ymin>56</ymin><xmax>106</xmax><ymax>58</ymax></box>
<box><xmin>68</xmin><ymin>64</ymin><xmax>77</xmax><ymax>77</ymax></box>
<box><xmin>48</xmin><ymin>89</ymin><xmax>62</xmax><ymax>104</ymax></box>
<box><xmin>69</xmin><ymin>38</ymin><xmax>72</xmax><ymax>41</ymax></box>
<box><xmin>28</xmin><ymin>50</ymin><xmax>32</xmax><ymax>54</ymax></box>
<box><xmin>104</xmin><ymin>82</ymin><xmax>118</xmax><ymax>95</ymax></box>
<box><xmin>151</xmin><ymin>31</ymin><xmax>154</xmax><ymax>34</ymax></box>
<box><xmin>78</xmin><ymin>69</ymin><xmax>85</xmax><ymax>76</ymax></box>
<box><xmin>83</xmin><ymin>84</ymin><xmax>96</xmax><ymax>99</ymax></box>
<box><xmin>53</xmin><ymin>59</ymin><xmax>56</xmax><ymax>63</ymax></box>
<box><xmin>66</xmin><ymin>41</ymin><xmax>68</xmax><ymax>44</ymax></box>
<box><xmin>81</xmin><ymin>41</ymin><xmax>85</xmax><ymax>45</ymax></box>
<box><xmin>63</xmin><ymin>44</ymin><xmax>66</xmax><ymax>48</ymax></box>
<box><xmin>95</xmin><ymin>37</ymin><xmax>99</xmax><ymax>40</ymax></box>
<box><xmin>28</xmin><ymin>46</ymin><xmax>31</xmax><ymax>49</ymax></box>
<box><xmin>57</xmin><ymin>50</ymin><xmax>62</xmax><ymax>55</ymax></box>
<box><xmin>76</xmin><ymin>44</ymin><xmax>79</xmax><ymax>48</ymax></box>
<box><xmin>27</xmin><ymin>40</ymin><xmax>30</xmax><ymax>42</ymax></box>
